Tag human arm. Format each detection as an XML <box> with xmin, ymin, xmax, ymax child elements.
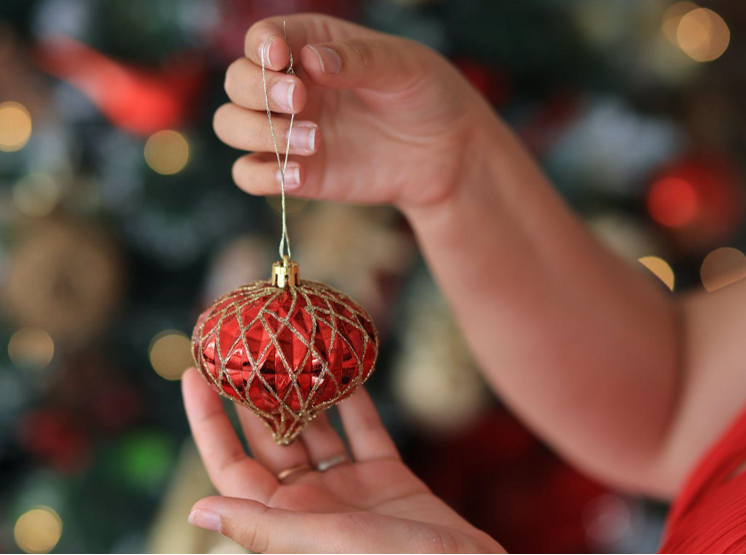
<box><xmin>215</xmin><ymin>13</ymin><xmax>746</xmax><ymax>499</ymax></box>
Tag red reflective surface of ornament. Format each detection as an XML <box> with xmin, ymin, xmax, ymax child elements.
<box><xmin>192</xmin><ymin>280</ymin><xmax>378</xmax><ymax>444</ymax></box>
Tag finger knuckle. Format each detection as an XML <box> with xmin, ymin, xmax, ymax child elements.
<box><xmin>346</xmin><ymin>38</ymin><xmax>374</xmax><ymax>72</ymax></box>
<box><xmin>234</xmin><ymin>506</ymin><xmax>271</xmax><ymax>553</ymax></box>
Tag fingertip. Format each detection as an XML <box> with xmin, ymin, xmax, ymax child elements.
<box><xmin>261</xmin><ymin>35</ymin><xmax>291</xmax><ymax>71</ymax></box>
<box><xmin>181</xmin><ymin>367</ymin><xmax>199</xmax><ymax>395</ymax></box>
<box><xmin>300</xmin><ymin>44</ymin><xmax>327</xmax><ymax>81</ymax></box>
<box><xmin>289</xmin><ymin>79</ymin><xmax>308</xmax><ymax>114</ymax></box>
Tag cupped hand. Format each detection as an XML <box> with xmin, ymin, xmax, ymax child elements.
<box><xmin>182</xmin><ymin>369</ymin><xmax>502</xmax><ymax>553</ymax></box>
<box><xmin>215</xmin><ymin>14</ymin><xmax>494</xmax><ymax>209</ymax></box>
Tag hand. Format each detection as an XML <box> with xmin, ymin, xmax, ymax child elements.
<box><xmin>215</xmin><ymin>14</ymin><xmax>495</xmax><ymax>209</ymax></box>
<box><xmin>182</xmin><ymin>369</ymin><xmax>503</xmax><ymax>553</ymax></box>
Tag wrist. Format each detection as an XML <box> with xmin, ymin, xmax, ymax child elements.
<box><xmin>400</xmin><ymin>109</ymin><xmax>502</xmax><ymax>228</ymax></box>
<box><xmin>401</xmin><ymin>115</ymin><xmax>508</xmax><ymax>244</ymax></box>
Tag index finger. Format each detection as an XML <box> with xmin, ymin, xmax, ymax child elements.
<box><xmin>182</xmin><ymin>369</ymin><xmax>278</xmax><ymax>503</ymax></box>
<box><xmin>244</xmin><ymin>14</ymin><xmax>366</xmax><ymax>70</ymax></box>
<box><xmin>338</xmin><ymin>388</ymin><xmax>400</xmax><ymax>462</ymax></box>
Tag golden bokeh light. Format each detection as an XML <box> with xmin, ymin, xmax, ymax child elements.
<box><xmin>0</xmin><ymin>101</ymin><xmax>33</xmax><ymax>152</ymax></box>
<box><xmin>266</xmin><ymin>195</ymin><xmax>308</xmax><ymax>215</ymax></box>
<box><xmin>661</xmin><ymin>2</ymin><xmax>699</xmax><ymax>45</ymax></box>
<box><xmin>701</xmin><ymin>247</ymin><xmax>746</xmax><ymax>292</ymax></box>
<box><xmin>8</xmin><ymin>328</ymin><xmax>55</xmax><ymax>369</ymax></box>
<box><xmin>149</xmin><ymin>330</ymin><xmax>193</xmax><ymax>380</ymax></box>
<box><xmin>144</xmin><ymin>130</ymin><xmax>190</xmax><ymax>175</ymax></box>
<box><xmin>676</xmin><ymin>8</ymin><xmax>729</xmax><ymax>62</ymax></box>
<box><xmin>638</xmin><ymin>256</ymin><xmax>675</xmax><ymax>291</ymax></box>
<box><xmin>14</xmin><ymin>506</ymin><xmax>62</xmax><ymax>554</ymax></box>
<box><xmin>13</xmin><ymin>174</ymin><xmax>61</xmax><ymax>217</ymax></box>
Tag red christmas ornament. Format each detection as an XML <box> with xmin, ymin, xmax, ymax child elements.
<box><xmin>192</xmin><ymin>259</ymin><xmax>378</xmax><ymax>444</ymax></box>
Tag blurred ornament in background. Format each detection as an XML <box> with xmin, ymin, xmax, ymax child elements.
<box><xmin>647</xmin><ymin>176</ymin><xmax>699</xmax><ymax>228</ymax></box>
<box><xmin>393</xmin><ymin>272</ymin><xmax>489</xmax><ymax>433</ymax></box>
<box><xmin>14</xmin><ymin>505</ymin><xmax>62</xmax><ymax>555</ymax></box>
<box><xmin>590</xmin><ymin>214</ymin><xmax>662</xmax><ymax>262</ymax></box>
<box><xmin>295</xmin><ymin>204</ymin><xmax>415</xmax><ymax>327</ymax></box>
<box><xmin>583</xmin><ymin>494</ymin><xmax>634</xmax><ymax>548</ymax></box>
<box><xmin>662</xmin><ymin>2</ymin><xmax>699</xmax><ymax>46</ymax></box>
<box><xmin>0</xmin><ymin>101</ymin><xmax>32</xmax><ymax>152</ymax></box>
<box><xmin>638</xmin><ymin>256</ymin><xmax>675</xmax><ymax>291</ymax></box>
<box><xmin>204</xmin><ymin>235</ymin><xmax>274</xmax><ymax>302</ymax></box>
<box><xmin>149</xmin><ymin>330</ymin><xmax>193</xmax><ymax>381</ymax></box>
<box><xmin>455</xmin><ymin>60</ymin><xmax>511</xmax><ymax>109</ymax></box>
<box><xmin>12</xmin><ymin>173</ymin><xmax>62</xmax><ymax>218</ymax></box>
<box><xmin>546</xmin><ymin>98</ymin><xmax>682</xmax><ymax>195</ymax></box>
<box><xmin>17</xmin><ymin>408</ymin><xmax>90</xmax><ymax>474</ymax></box>
<box><xmin>8</xmin><ymin>327</ymin><xmax>55</xmax><ymax>369</ymax></box>
<box><xmin>33</xmin><ymin>36</ymin><xmax>205</xmax><ymax>136</ymax></box>
<box><xmin>700</xmin><ymin>247</ymin><xmax>746</xmax><ymax>292</ymax></box>
<box><xmin>110</xmin><ymin>432</ymin><xmax>174</xmax><ymax>492</ymax></box>
<box><xmin>144</xmin><ymin>130</ymin><xmax>190</xmax><ymax>175</ymax></box>
<box><xmin>2</xmin><ymin>219</ymin><xmax>123</xmax><ymax>348</ymax></box>
<box><xmin>646</xmin><ymin>153</ymin><xmax>744</xmax><ymax>251</ymax></box>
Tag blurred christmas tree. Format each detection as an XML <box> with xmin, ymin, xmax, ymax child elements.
<box><xmin>1</xmin><ymin>0</ymin><xmax>744</xmax><ymax>553</ymax></box>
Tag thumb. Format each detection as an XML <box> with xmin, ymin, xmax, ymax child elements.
<box><xmin>301</xmin><ymin>37</ymin><xmax>426</xmax><ymax>93</ymax></box>
<box><xmin>188</xmin><ymin>496</ymin><xmax>364</xmax><ymax>553</ymax></box>
<box><xmin>188</xmin><ymin>496</ymin><xmax>432</xmax><ymax>553</ymax></box>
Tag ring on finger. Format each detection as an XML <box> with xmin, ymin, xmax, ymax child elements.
<box><xmin>277</xmin><ymin>463</ymin><xmax>312</xmax><ymax>482</ymax></box>
<box><xmin>316</xmin><ymin>453</ymin><xmax>350</xmax><ymax>472</ymax></box>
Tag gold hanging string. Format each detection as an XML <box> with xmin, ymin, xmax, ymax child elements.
<box><xmin>260</xmin><ymin>21</ymin><xmax>294</xmax><ymax>260</ymax></box>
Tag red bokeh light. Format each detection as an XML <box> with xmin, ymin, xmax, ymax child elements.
<box><xmin>646</xmin><ymin>176</ymin><xmax>700</xmax><ymax>228</ymax></box>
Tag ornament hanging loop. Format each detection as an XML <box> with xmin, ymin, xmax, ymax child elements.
<box><xmin>261</xmin><ymin>21</ymin><xmax>295</xmax><ymax>260</ymax></box>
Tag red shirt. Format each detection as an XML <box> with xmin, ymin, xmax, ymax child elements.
<box><xmin>660</xmin><ymin>407</ymin><xmax>746</xmax><ymax>553</ymax></box>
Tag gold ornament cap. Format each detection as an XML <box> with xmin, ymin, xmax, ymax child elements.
<box><xmin>272</xmin><ymin>256</ymin><xmax>300</xmax><ymax>288</ymax></box>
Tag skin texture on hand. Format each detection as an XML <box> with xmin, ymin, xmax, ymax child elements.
<box><xmin>182</xmin><ymin>370</ymin><xmax>504</xmax><ymax>553</ymax></box>
<box><xmin>212</xmin><ymin>13</ymin><xmax>746</xmax><ymax>502</ymax></box>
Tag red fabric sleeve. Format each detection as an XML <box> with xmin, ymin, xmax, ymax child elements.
<box><xmin>660</xmin><ymin>405</ymin><xmax>746</xmax><ymax>553</ymax></box>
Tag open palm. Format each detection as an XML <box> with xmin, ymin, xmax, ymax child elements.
<box><xmin>182</xmin><ymin>369</ymin><xmax>502</xmax><ymax>553</ymax></box>
<box><xmin>214</xmin><ymin>14</ymin><xmax>492</xmax><ymax>208</ymax></box>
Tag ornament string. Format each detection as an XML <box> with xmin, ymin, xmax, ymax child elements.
<box><xmin>261</xmin><ymin>21</ymin><xmax>294</xmax><ymax>260</ymax></box>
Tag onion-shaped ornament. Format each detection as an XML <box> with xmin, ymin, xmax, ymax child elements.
<box><xmin>192</xmin><ymin>258</ymin><xmax>378</xmax><ymax>444</ymax></box>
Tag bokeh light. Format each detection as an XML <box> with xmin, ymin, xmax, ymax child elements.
<box><xmin>8</xmin><ymin>328</ymin><xmax>55</xmax><ymax>369</ymax></box>
<box><xmin>701</xmin><ymin>247</ymin><xmax>746</xmax><ymax>292</ymax></box>
<box><xmin>149</xmin><ymin>330</ymin><xmax>192</xmax><ymax>380</ymax></box>
<box><xmin>144</xmin><ymin>130</ymin><xmax>189</xmax><ymax>175</ymax></box>
<box><xmin>646</xmin><ymin>176</ymin><xmax>699</xmax><ymax>228</ymax></box>
<box><xmin>662</xmin><ymin>2</ymin><xmax>699</xmax><ymax>45</ymax></box>
<box><xmin>639</xmin><ymin>256</ymin><xmax>675</xmax><ymax>291</ymax></box>
<box><xmin>676</xmin><ymin>8</ymin><xmax>729</xmax><ymax>62</ymax></box>
<box><xmin>0</xmin><ymin>101</ymin><xmax>33</xmax><ymax>152</ymax></box>
<box><xmin>13</xmin><ymin>174</ymin><xmax>62</xmax><ymax>217</ymax></box>
<box><xmin>14</xmin><ymin>506</ymin><xmax>62</xmax><ymax>554</ymax></box>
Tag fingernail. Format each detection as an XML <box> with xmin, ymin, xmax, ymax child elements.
<box><xmin>276</xmin><ymin>163</ymin><xmax>301</xmax><ymax>189</ymax></box>
<box><xmin>270</xmin><ymin>81</ymin><xmax>295</xmax><ymax>112</ymax></box>
<box><xmin>259</xmin><ymin>37</ymin><xmax>273</xmax><ymax>67</ymax></box>
<box><xmin>289</xmin><ymin>124</ymin><xmax>318</xmax><ymax>152</ymax></box>
<box><xmin>308</xmin><ymin>45</ymin><xmax>342</xmax><ymax>75</ymax></box>
<box><xmin>188</xmin><ymin>509</ymin><xmax>221</xmax><ymax>533</ymax></box>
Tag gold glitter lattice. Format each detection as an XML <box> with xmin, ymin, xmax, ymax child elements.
<box><xmin>192</xmin><ymin>279</ymin><xmax>378</xmax><ymax>445</ymax></box>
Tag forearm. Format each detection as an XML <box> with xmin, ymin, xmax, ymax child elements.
<box><xmin>404</xmin><ymin>114</ymin><xmax>681</xmax><ymax>496</ymax></box>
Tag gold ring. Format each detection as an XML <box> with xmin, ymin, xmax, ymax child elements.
<box><xmin>277</xmin><ymin>463</ymin><xmax>312</xmax><ymax>481</ymax></box>
<box><xmin>316</xmin><ymin>453</ymin><xmax>349</xmax><ymax>472</ymax></box>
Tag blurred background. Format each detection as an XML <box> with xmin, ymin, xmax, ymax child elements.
<box><xmin>0</xmin><ymin>0</ymin><xmax>744</xmax><ymax>552</ymax></box>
